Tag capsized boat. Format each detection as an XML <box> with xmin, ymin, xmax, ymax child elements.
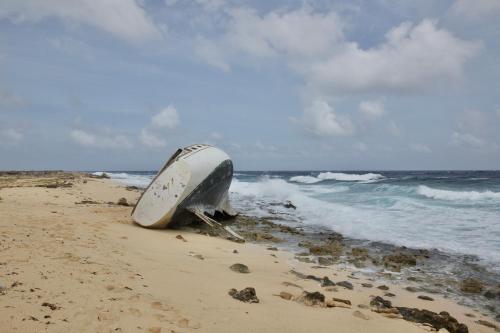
<box><xmin>131</xmin><ymin>144</ymin><xmax>241</xmax><ymax>239</ymax></box>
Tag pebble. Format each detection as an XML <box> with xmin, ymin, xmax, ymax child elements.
<box><xmin>377</xmin><ymin>285</ymin><xmax>389</xmax><ymax>290</ymax></box>
<box><xmin>230</xmin><ymin>263</ymin><xmax>250</xmax><ymax>274</ymax></box>
<box><xmin>417</xmin><ymin>295</ymin><xmax>434</xmax><ymax>301</ymax></box>
<box><xmin>361</xmin><ymin>283</ymin><xmax>373</xmax><ymax>288</ymax></box>
<box><xmin>337</xmin><ymin>281</ymin><xmax>354</xmax><ymax>290</ymax></box>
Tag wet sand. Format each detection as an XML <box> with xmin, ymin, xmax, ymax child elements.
<box><xmin>0</xmin><ymin>172</ymin><xmax>497</xmax><ymax>332</ymax></box>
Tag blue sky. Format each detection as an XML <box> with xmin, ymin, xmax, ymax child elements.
<box><xmin>0</xmin><ymin>0</ymin><xmax>499</xmax><ymax>171</ymax></box>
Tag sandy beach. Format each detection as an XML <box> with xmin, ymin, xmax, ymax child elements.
<box><xmin>0</xmin><ymin>172</ymin><xmax>497</xmax><ymax>333</ymax></box>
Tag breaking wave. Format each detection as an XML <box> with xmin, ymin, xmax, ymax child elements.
<box><xmin>417</xmin><ymin>185</ymin><xmax>500</xmax><ymax>202</ymax></box>
<box><xmin>290</xmin><ymin>172</ymin><xmax>384</xmax><ymax>183</ymax></box>
<box><xmin>92</xmin><ymin>171</ymin><xmax>152</xmax><ymax>188</ymax></box>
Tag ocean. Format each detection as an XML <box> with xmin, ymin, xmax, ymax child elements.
<box><xmin>96</xmin><ymin>170</ymin><xmax>500</xmax><ymax>273</ymax></box>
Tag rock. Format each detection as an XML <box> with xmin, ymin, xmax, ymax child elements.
<box><xmin>308</xmin><ymin>241</ymin><xmax>342</xmax><ymax>256</ymax></box>
<box><xmin>353</xmin><ymin>310</ymin><xmax>371</xmax><ymax>320</ymax></box>
<box><xmin>384</xmin><ymin>293</ymin><xmax>396</xmax><ymax>297</ymax></box>
<box><xmin>370</xmin><ymin>296</ymin><xmax>394</xmax><ymax>312</ymax></box>
<box><xmin>277</xmin><ymin>291</ymin><xmax>293</xmax><ymax>300</ymax></box>
<box><xmin>382</xmin><ymin>252</ymin><xmax>417</xmax><ymax>271</ymax></box>
<box><xmin>233</xmin><ymin>249</ymin><xmax>238</xmax><ymax>254</ymax></box>
<box><xmin>175</xmin><ymin>235</ymin><xmax>187</xmax><ymax>242</ymax></box>
<box><xmin>283</xmin><ymin>201</ymin><xmax>296</xmax><ymax>209</ymax></box>
<box><xmin>41</xmin><ymin>302</ymin><xmax>60</xmax><ymax>310</ymax></box>
<box><xmin>483</xmin><ymin>289</ymin><xmax>500</xmax><ymax>299</ymax></box>
<box><xmin>396</xmin><ymin>308</ymin><xmax>469</xmax><ymax>333</ymax></box>
<box><xmin>406</xmin><ymin>286</ymin><xmax>419</xmax><ymax>293</ymax></box>
<box><xmin>296</xmin><ymin>256</ymin><xmax>316</xmax><ymax>263</ymax></box>
<box><xmin>320</xmin><ymin>276</ymin><xmax>335</xmax><ymax>287</ymax></box>
<box><xmin>117</xmin><ymin>197</ymin><xmax>130</xmax><ymax>206</ymax></box>
<box><xmin>296</xmin><ymin>291</ymin><xmax>325</xmax><ymax>307</ymax></box>
<box><xmin>228</xmin><ymin>287</ymin><xmax>259</xmax><ymax>303</ymax></box>
<box><xmin>464</xmin><ymin>313</ymin><xmax>475</xmax><ymax>318</ymax></box>
<box><xmin>475</xmin><ymin>320</ymin><xmax>498</xmax><ymax>330</ymax></box>
<box><xmin>460</xmin><ymin>278</ymin><xmax>484</xmax><ymax>294</ymax></box>
<box><xmin>337</xmin><ymin>281</ymin><xmax>354</xmax><ymax>290</ymax></box>
<box><xmin>377</xmin><ymin>285</ymin><xmax>389</xmax><ymax>290</ymax></box>
<box><xmin>317</xmin><ymin>256</ymin><xmax>335</xmax><ymax>266</ymax></box>
<box><xmin>267</xmin><ymin>247</ymin><xmax>278</xmax><ymax>251</ymax></box>
<box><xmin>351</xmin><ymin>247</ymin><xmax>369</xmax><ymax>259</ymax></box>
<box><xmin>230</xmin><ymin>263</ymin><xmax>250</xmax><ymax>274</ymax></box>
<box><xmin>358</xmin><ymin>304</ymin><xmax>370</xmax><ymax>309</ymax></box>
<box><xmin>418</xmin><ymin>295</ymin><xmax>434</xmax><ymax>301</ymax></box>
<box><xmin>361</xmin><ymin>283</ymin><xmax>373</xmax><ymax>288</ymax></box>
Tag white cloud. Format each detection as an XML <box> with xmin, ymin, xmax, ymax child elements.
<box><xmin>450</xmin><ymin>0</ymin><xmax>500</xmax><ymax>20</ymax></box>
<box><xmin>0</xmin><ymin>128</ymin><xmax>23</xmax><ymax>144</ymax></box>
<box><xmin>139</xmin><ymin>129</ymin><xmax>167</xmax><ymax>148</ymax></box>
<box><xmin>304</xmin><ymin>19</ymin><xmax>481</xmax><ymax>94</ymax></box>
<box><xmin>299</xmin><ymin>100</ymin><xmax>354</xmax><ymax>137</ymax></box>
<box><xmin>359</xmin><ymin>100</ymin><xmax>385</xmax><ymax>119</ymax></box>
<box><xmin>0</xmin><ymin>0</ymin><xmax>162</xmax><ymax>44</ymax></box>
<box><xmin>70</xmin><ymin>129</ymin><xmax>133</xmax><ymax>149</ymax></box>
<box><xmin>451</xmin><ymin>131</ymin><xmax>484</xmax><ymax>148</ymax></box>
<box><xmin>410</xmin><ymin>143</ymin><xmax>431</xmax><ymax>153</ymax></box>
<box><xmin>209</xmin><ymin>131</ymin><xmax>222</xmax><ymax>140</ymax></box>
<box><xmin>151</xmin><ymin>105</ymin><xmax>180</xmax><ymax>129</ymax></box>
<box><xmin>197</xmin><ymin>9</ymin><xmax>480</xmax><ymax>96</ymax></box>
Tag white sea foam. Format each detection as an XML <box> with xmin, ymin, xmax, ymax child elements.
<box><xmin>289</xmin><ymin>175</ymin><xmax>322</xmax><ymax>184</ymax></box>
<box><xmin>93</xmin><ymin>171</ymin><xmax>153</xmax><ymax>188</ymax></box>
<box><xmin>317</xmin><ymin>172</ymin><xmax>384</xmax><ymax>181</ymax></box>
<box><xmin>417</xmin><ymin>185</ymin><xmax>500</xmax><ymax>202</ymax></box>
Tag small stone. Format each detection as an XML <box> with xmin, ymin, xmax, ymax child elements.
<box><xmin>406</xmin><ymin>286</ymin><xmax>419</xmax><ymax>292</ymax></box>
<box><xmin>418</xmin><ymin>295</ymin><xmax>434</xmax><ymax>301</ymax></box>
<box><xmin>337</xmin><ymin>281</ymin><xmax>354</xmax><ymax>290</ymax></box>
<box><xmin>41</xmin><ymin>302</ymin><xmax>60</xmax><ymax>310</ymax></box>
<box><xmin>175</xmin><ymin>235</ymin><xmax>187</xmax><ymax>242</ymax></box>
<box><xmin>332</xmin><ymin>297</ymin><xmax>351</xmax><ymax>306</ymax></box>
<box><xmin>464</xmin><ymin>313</ymin><xmax>475</xmax><ymax>318</ymax></box>
<box><xmin>384</xmin><ymin>293</ymin><xmax>396</xmax><ymax>297</ymax></box>
<box><xmin>233</xmin><ymin>249</ymin><xmax>238</xmax><ymax>253</ymax></box>
<box><xmin>361</xmin><ymin>283</ymin><xmax>373</xmax><ymax>288</ymax></box>
<box><xmin>267</xmin><ymin>247</ymin><xmax>278</xmax><ymax>251</ymax></box>
<box><xmin>377</xmin><ymin>285</ymin><xmax>389</xmax><ymax>291</ymax></box>
<box><xmin>296</xmin><ymin>291</ymin><xmax>325</xmax><ymax>307</ymax></box>
<box><xmin>230</xmin><ymin>263</ymin><xmax>250</xmax><ymax>274</ymax></box>
<box><xmin>320</xmin><ymin>276</ymin><xmax>335</xmax><ymax>287</ymax></box>
<box><xmin>117</xmin><ymin>197</ymin><xmax>130</xmax><ymax>206</ymax></box>
<box><xmin>353</xmin><ymin>310</ymin><xmax>370</xmax><ymax>320</ymax></box>
<box><xmin>228</xmin><ymin>287</ymin><xmax>259</xmax><ymax>303</ymax></box>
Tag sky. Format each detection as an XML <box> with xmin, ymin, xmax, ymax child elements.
<box><xmin>0</xmin><ymin>0</ymin><xmax>499</xmax><ymax>171</ymax></box>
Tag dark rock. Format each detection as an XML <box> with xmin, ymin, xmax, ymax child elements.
<box><xmin>228</xmin><ymin>287</ymin><xmax>259</xmax><ymax>303</ymax></box>
<box><xmin>382</xmin><ymin>252</ymin><xmax>417</xmax><ymax>271</ymax></box>
<box><xmin>332</xmin><ymin>297</ymin><xmax>351</xmax><ymax>306</ymax></box>
<box><xmin>41</xmin><ymin>302</ymin><xmax>60</xmax><ymax>310</ymax></box>
<box><xmin>377</xmin><ymin>285</ymin><xmax>389</xmax><ymax>291</ymax></box>
<box><xmin>296</xmin><ymin>291</ymin><xmax>325</xmax><ymax>307</ymax></box>
<box><xmin>290</xmin><ymin>270</ymin><xmax>321</xmax><ymax>282</ymax></box>
<box><xmin>483</xmin><ymin>289</ymin><xmax>500</xmax><ymax>299</ymax></box>
<box><xmin>417</xmin><ymin>295</ymin><xmax>434</xmax><ymax>301</ymax></box>
<box><xmin>233</xmin><ymin>249</ymin><xmax>238</xmax><ymax>254</ymax></box>
<box><xmin>267</xmin><ymin>247</ymin><xmax>278</xmax><ymax>251</ymax></box>
<box><xmin>460</xmin><ymin>278</ymin><xmax>484</xmax><ymax>294</ymax></box>
<box><xmin>337</xmin><ymin>281</ymin><xmax>353</xmax><ymax>290</ymax></box>
<box><xmin>230</xmin><ymin>263</ymin><xmax>250</xmax><ymax>274</ymax></box>
<box><xmin>361</xmin><ymin>283</ymin><xmax>373</xmax><ymax>288</ymax></box>
<box><xmin>317</xmin><ymin>256</ymin><xmax>335</xmax><ymax>266</ymax></box>
<box><xmin>175</xmin><ymin>234</ymin><xmax>187</xmax><ymax>242</ymax></box>
<box><xmin>283</xmin><ymin>201</ymin><xmax>296</xmax><ymax>209</ymax></box>
<box><xmin>396</xmin><ymin>307</ymin><xmax>468</xmax><ymax>333</ymax></box>
<box><xmin>125</xmin><ymin>185</ymin><xmax>140</xmax><ymax>191</ymax></box>
<box><xmin>384</xmin><ymin>293</ymin><xmax>396</xmax><ymax>297</ymax></box>
<box><xmin>351</xmin><ymin>247</ymin><xmax>369</xmax><ymax>258</ymax></box>
<box><xmin>308</xmin><ymin>241</ymin><xmax>342</xmax><ymax>256</ymax></box>
<box><xmin>320</xmin><ymin>277</ymin><xmax>335</xmax><ymax>287</ymax></box>
<box><xmin>370</xmin><ymin>296</ymin><xmax>393</xmax><ymax>310</ymax></box>
<box><xmin>117</xmin><ymin>197</ymin><xmax>130</xmax><ymax>206</ymax></box>
<box><xmin>406</xmin><ymin>286</ymin><xmax>419</xmax><ymax>293</ymax></box>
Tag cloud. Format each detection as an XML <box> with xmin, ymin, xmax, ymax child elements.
<box><xmin>0</xmin><ymin>0</ymin><xmax>162</xmax><ymax>44</ymax></box>
<box><xmin>303</xmin><ymin>19</ymin><xmax>481</xmax><ymax>94</ymax></box>
<box><xmin>450</xmin><ymin>0</ymin><xmax>500</xmax><ymax>20</ymax></box>
<box><xmin>298</xmin><ymin>100</ymin><xmax>354</xmax><ymax>137</ymax></box>
<box><xmin>359</xmin><ymin>100</ymin><xmax>385</xmax><ymax>119</ymax></box>
<box><xmin>196</xmin><ymin>8</ymin><xmax>480</xmax><ymax>96</ymax></box>
<box><xmin>0</xmin><ymin>128</ymin><xmax>23</xmax><ymax>144</ymax></box>
<box><xmin>410</xmin><ymin>143</ymin><xmax>431</xmax><ymax>153</ymax></box>
<box><xmin>70</xmin><ymin>129</ymin><xmax>133</xmax><ymax>149</ymax></box>
<box><xmin>209</xmin><ymin>131</ymin><xmax>222</xmax><ymax>140</ymax></box>
<box><xmin>151</xmin><ymin>105</ymin><xmax>180</xmax><ymax>129</ymax></box>
<box><xmin>451</xmin><ymin>131</ymin><xmax>484</xmax><ymax>148</ymax></box>
<box><xmin>139</xmin><ymin>129</ymin><xmax>167</xmax><ymax>148</ymax></box>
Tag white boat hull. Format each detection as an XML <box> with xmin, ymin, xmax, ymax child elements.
<box><xmin>131</xmin><ymin>144</ymin><xmax>235</xmax><ymax>228</ymax></box>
